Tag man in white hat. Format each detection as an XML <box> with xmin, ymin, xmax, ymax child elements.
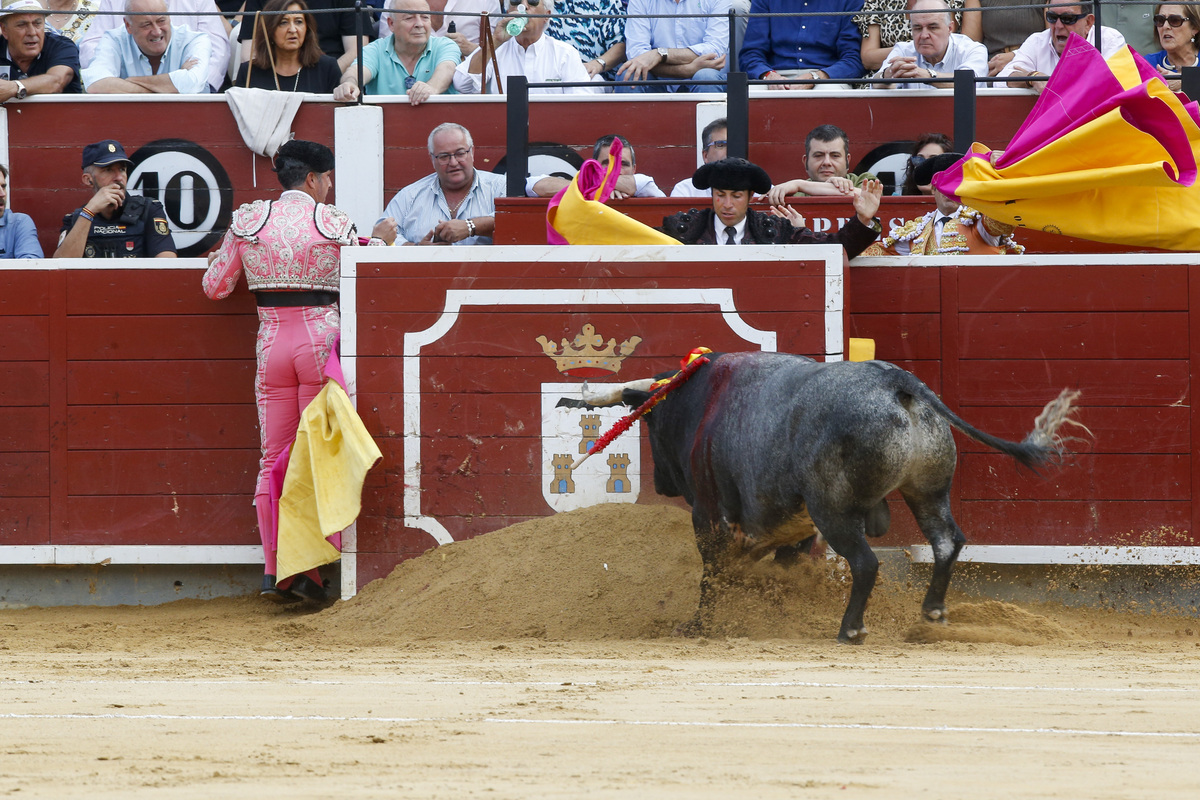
<box><xmin>0</xmin><ymin>0</ymin><xmax>83</xmax><ymax>99</ymax></box>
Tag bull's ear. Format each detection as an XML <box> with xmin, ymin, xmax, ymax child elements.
<box><xmin>621</xmin><ymin>388</ymin><xmax>652</xmax><ymax>407</ymax></box>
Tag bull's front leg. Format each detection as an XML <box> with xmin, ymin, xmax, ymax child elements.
<box><xmin>674</xmin><ymin>512</ymin><xmax>732</xmax><ymax>637</ymax></box>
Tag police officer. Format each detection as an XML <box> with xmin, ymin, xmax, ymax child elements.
<box><xmin>54</xmin><ymin>140</ymin><xmax>176</xmax><ymax>259</ymax></box>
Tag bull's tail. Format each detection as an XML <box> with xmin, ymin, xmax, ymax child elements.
<box><xmin>886</xmin><ymin>367</ymin><xmax>1087</xmax><ymax>470</ymax></box>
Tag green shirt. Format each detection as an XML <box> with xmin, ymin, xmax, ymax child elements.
<box><xmin>358</xmin><ymin>34</ymin><xmax>462</xmax><ymax>96</ymax></box>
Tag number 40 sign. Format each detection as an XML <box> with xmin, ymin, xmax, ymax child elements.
<box><xmin>128</xmin><ymin>139</ymin><xmax>234</xmax><ymax>257</ymax></box>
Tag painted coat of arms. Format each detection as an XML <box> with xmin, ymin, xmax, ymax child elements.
<box><xmin>537</xmin><ymin>324</ymin><xmax>643</xmax><ymax>512</ymax></box>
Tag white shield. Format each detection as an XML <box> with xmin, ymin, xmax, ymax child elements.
<box><xmin>541</xmin><ymin>382</ymin><xmax>641</xmax><ymax>512</ymax></box>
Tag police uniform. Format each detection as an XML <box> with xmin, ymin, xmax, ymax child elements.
<box><xmin>60</xmin><ymin>194</ymin><xmax>176</xmax><ymax>258</ymax></box>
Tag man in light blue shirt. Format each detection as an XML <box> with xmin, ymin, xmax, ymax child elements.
<box><xmin>0</xmin><ymin>164</ymin><xmax>42</xmax><ymax>259</ymax></box>
<box><xmin>379</xmin><ymin>123</ymin><xmax>506</xmax><ymax>245</ymax></box>
<box><xmin>333</xmin><ymin>0</ymin><xmax>460</xmax><ymax>105</ymax></box>
<box><xmin>614</xmin><ymin>0</ymin><xmax>731</xmax><ymax>92</ymax></box>
<box><xmin>81</xmin><ymin>0</ymin><xmax>212</xmax><ymax>94</ymax></box>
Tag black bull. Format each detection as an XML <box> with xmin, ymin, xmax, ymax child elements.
<box><xmin>572</xmin><ymin>352</ymin><xmax>1081</xmax><ymax>644</ymax></box>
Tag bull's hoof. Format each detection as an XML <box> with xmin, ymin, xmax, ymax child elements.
<box><xmin>837</xmin><ymin>626</ymin><xmax>867</xmax><ymax>645</ymax></box>
<box><xmin>923</xmin><ymin>607</ymin><xmax>949</xmax><ymax>624</ymax></box>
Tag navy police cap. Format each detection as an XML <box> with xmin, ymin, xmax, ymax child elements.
<box><xmin>82</xmin><ymin>140</ymin><xmax>134</xmax><ymax>170</ymax></box>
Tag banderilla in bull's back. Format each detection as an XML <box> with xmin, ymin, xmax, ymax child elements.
<box><xmin>566</xmin><ymin>351</ymin><xmax>1087</xmax><ymax>644</ymax></box>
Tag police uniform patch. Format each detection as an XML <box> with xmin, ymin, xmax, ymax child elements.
<box><xmin>154</xmin><ymin>218</ymin><xmax>169</xmax><ymax>236</ymax></box>
<box><xmin>84</xmin><ymin>244</ymin><xmax>95</xmax><ymax>257</ymax></box>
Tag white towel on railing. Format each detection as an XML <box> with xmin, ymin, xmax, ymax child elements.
<box><xmin>225</xmin><ymin>87</ymin><xmax>303</xmax><ymax>159</ymax></box>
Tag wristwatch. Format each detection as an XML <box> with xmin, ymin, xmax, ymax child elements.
<box><xmin>927</xmin><ymin>68</ymin><xmax>937</xmax><ymax>80</ymax></box>
<box><xmin>13</xmin><ymin>80</ymin><xmax>27</xmax><ymax>100</ymax></box>
<box><xmin>656</xmin><ymin>47</ymin><xmax>669</xmax><ymax>63</ymax></box>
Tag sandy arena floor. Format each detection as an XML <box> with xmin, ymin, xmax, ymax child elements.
<box><xmin>2</xmin><ymin>505</ymin><xmax>1199</xmax><ymax>798</ymax></box>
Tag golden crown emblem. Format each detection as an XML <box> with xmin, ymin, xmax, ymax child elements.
<box><xmin>536</xmin><ymin>323</ymin><xmax>641</xmax><ymax>378</ymax></box>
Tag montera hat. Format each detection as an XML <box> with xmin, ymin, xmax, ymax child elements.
<box><xmin>913</xmin><ymin>152</ymin><xmax>963</xmax><ymax>187</ymax></box>
<box><xmin>81</xmin><ymin>140</ymin><xmax>134</xmax><ymax>170</ymax></box>
<box><xmin>691</xmin><ymin>158</ymin><xmax>772</xmax><ymax>194</ymax></box>
<box><xmin>273</xmin><ymin>139</ymin><xmax>335</xmax><ymax>174</ymax></box>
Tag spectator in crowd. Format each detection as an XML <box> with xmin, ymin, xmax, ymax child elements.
<box><xmin>857</xmin><ymin>0</ymin><xmax>980</xmax><ymax>73</ymax></box>
<box><xmin>43</xmin><ymin>0</ymin><xmax>103</xmax><ymax>43</ymax></box>
<box><xmin>1110</xmin><ymin>0</ymin><xmax>1159</xmax><ymax>56</ymax></box>
<box><xmin>0</xmin><ymin>164</ymin><xmax>42</xmax><ymax>259</ymax></box>
<box><xmin>240</xmin><ymin>0</ymin><xmax>361</xmax><ymax>73</ymax></box>
<box><xmin>661</xmin><ymin>157</ymin><xmax>883</xmax><ymax>258</ymax></box>
<box><xmin>1145</xmin><ymin>3</ymin><xmax>1200</xmax><ymax>91</ymax></box>
<box><xmin>335</xmin><ymin>0</ymin><xmax>459</xmax><ymax>102</ymax></box>
<box><xmin>378</xmin><ymin>0</ymin><xmax>493</xmax><ymax>58</ymax></box>
<box><xmin>55</xmin><ymin>139</ymin><xmax>177</xmax><ymax>259</ymax></box>
<box><xmin>547</xmin><ymin>0</ymin><xmax>626</xmax><ymax>82</ymax></box>
<box><xmin>83</xmin><ymin>0</ymin><xmax>213</xmax><ymax>93</ymax></box>
<box><xmin>739</xmin><ymin>0</ymin><xmax>861</xmax><ymax>90</ymax></box>
<box><xmin>0</xmin><ymin>0</ymin><xmax>83</xmax><ymax>97</ymax></box>
<box><xmin>768</xmin><ymin>124</ymin><xmax>877</xmax><ymax>201</ymax></box>
<box><xmin>529</xmin><ymin>134</ymin><xmax>666</xmax><ymax>197</ymax></box>
<box><xmin>898</xmin><ymin>131</ymin><xmax>950</xmax><ymax>194</ymax></box>
<box><xmin>453</xmin><ymin>0</ymin><xmax>599</xmax><ymax>94</ymax></box>
<box><xmin>875</xmin><ymin>0</ymin><xmax>986</xmax><ymax>87</ymax></box>
<box><xmin>614</xmin><ymin>0</ymin><xmax>729</xmax><ymax>93</ymax></box>
<box><xmin>80</xmin><ymin>0</ymin><xmax>230</xmax><ymax>93</ymax></box>
<box><xmin>978</xmin><ymin>0</ymin><xmax>1045</xmax><ymax>76</ymax></box>
<box><xmin>864</xmin><ymin>152</ymin><xmax>1023</xmax><ymax>254</ymax></box>
<box><xmin>380</xmin><ymin>122</ymin><xmax>506</xmax><ymax>244</ymax></box>
<box><xmin>672</xmin><ymin>117</ymin><xmax>728</xmax><ymax>197</ymax></box>
<box><xmin>999</xmin><ymin>3</ymin><xmax>1126</xmax><ymax>91</ymax></box>
<box><xmin>236</xmin><ymin>0</ymin><xmax>342</xmax><ymax>91</ymax></box>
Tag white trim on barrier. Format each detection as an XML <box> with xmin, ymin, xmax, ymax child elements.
<box><xmin>908</xmin><ymin>545</ymin><xmax>1200</xmax><ymax>566</ymax></box>
<box><xmin>0</xmin><ymin>546</ymin><xmax>263</xmax><ymax>566</ymax></box>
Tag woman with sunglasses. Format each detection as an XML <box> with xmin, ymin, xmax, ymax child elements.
<box><xmin>1146</xmin><ymin>4</ymin><xmax>1200</xmax><ymax>91</ymax></box>
<box><xmin>236</xmin><ymin>0</ymin><xmax>344</xmax><ymax>92</ymax></box>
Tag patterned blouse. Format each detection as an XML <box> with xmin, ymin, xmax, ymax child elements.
<box><xmin>854</xmin><ymin>0</ymin><xmax>967</xmax><ymax>49</ymax></box>
<box><xmin>546</xmin><ymin>0</ymin><xmax>627</xmax><ymax>66</ymax></box>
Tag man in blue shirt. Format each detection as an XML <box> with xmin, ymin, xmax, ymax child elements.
<box><xmin>614</xmin><ymin>0</ymin><xmax>731</xmax><ymax>93</ymax></box>
<box><xmin>334</xmin><ymin>0</ymin><xmax>460</xmax><ymax>104</ymax></box>
<box><xmin>0</xmin><ymin>0</ymin><xmax>83</xmax><ymax>99</ymax></box>
<box><xmin>81</xmin><ymin>0</ymin><xmax>213</xmax><ymax>94</ymax></box>
<box><xmin>739</xmin><ymin>0</ymin><xmax>864</xmax><ymax>90</ymax></box>
<box><xmin>0</xmin><ymin>165</ymin><xmax>42</xmax><ymax>259</ymax></box>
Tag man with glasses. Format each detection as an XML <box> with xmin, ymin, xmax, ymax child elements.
<box><xmin>335</xmin><ymin>0</ymin><xmax>461</xmax><ymax>104</ymax></box>
<box><xmin>998</xmin><ymin>2</ymin><xmax>1126</xmax><ymax>91</ymax></box>
<box><xmin>529</xmin><ymin>134</ymin><xmax>666</xmax><ymax>197</ymax></box>
<box><xmin>379</xmin><ymin>122</ymin><xmax>506</xmax><ymax>245</ymax></box>
<box><xmin>453</xmin><ymin>0</ymin><xmax>599</xmax><ymax>94</ymax></box>
<box><xmin>671</xmin><ymin>117</ymin><xmax>729</xmax><ymax>198</ymax></box>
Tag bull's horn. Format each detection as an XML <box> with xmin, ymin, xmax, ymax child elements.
<box><xmin>580</xmin><ymin>378</ymin><xmax>656</xmax><ymax>406</ymax></box>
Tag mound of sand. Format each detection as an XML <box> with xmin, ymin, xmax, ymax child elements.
<box><xmin>312</xmin><ymin>503</ymin><xmax>1027</xmax><ymax>644</ymax></box>
<box><xmin>905</xmin><ymin>600</ymin><xmax>1077</xmax><ymax>646</ymax></box>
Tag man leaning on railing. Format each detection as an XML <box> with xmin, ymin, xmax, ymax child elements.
<box><xmin>739</xmin><ymin>0</ymin><xmax>863</xmax><ymax>90</ymax></box>
<box><xmin>614</xmin><ymin>0</ymin><xmax>730</xmax><ymax>93</ymax></box>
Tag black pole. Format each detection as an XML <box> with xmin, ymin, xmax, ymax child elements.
<box><xmin>355</xmin><ymin>1</ymin><xmax>365</xmax><ymax>104</ymax></box>
<box><xmin>1183</xmin><ymin>65</ymin><xmax>1200</xmax><ymax>102</ymax></box>
<box><xmin>727</xmin><ymin>9</ymin><xmax>737</xmax><ymax>74</ymax></box>
<box><xmin>506</xmin><ymin>76</ymin><xmax>530</xmax><ymax>198</ymax></box>
<box><xmin>727</xmin><ymin>72</ymin><xmax>749</xmax><ymax>161</ymax></box>
<box><xmin>952</xmin><ymin>69</ymin><xmax>976</xmax><ymax>153</ymax></box>
<box><xmin>1092</xmin><ymin>0</ymin><xmax>1102</xmax><ymax>54</ymax></box>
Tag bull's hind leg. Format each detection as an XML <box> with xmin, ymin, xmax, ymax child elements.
<box><xmin>806</xmin><ymin>508</ymin><xmax>877</xmax><ymax>644</ymax></box>
<box><xmin>903</xmin><ymin>490</ymin><xmax>966</xmax><ymax>623</ymax></box>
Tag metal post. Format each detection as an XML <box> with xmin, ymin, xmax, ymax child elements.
<box><xmin>727</xmin><ymin>9</ymin><xmax>737</xmax><ymax>74</ymax></box>
<box><xmin>727</xmin><ymin>72</ymin><xmax>750</xmax><ymax>161</ymax></box>
<box><xmin>1183</xmin><ymin>65</ymin><xmax>1200</xmax><ymax>102</ymax></box>
<box><xmin>506</xmin><ymin>76</ymin><xmax>530</xmax><ymax>198</ymax></box>
<box><xmin>952</xmin><ymin>69</ymin><xmax>976</xmax><ymax>153</ymax></box>
<box><xmin>355</xmin><ymin>1</ymin><xmax>365</xmax><ymax>104</ymax></box>
<box><xmin>1092</xmin><ymin>0</ymin><xmax>1102</xmax><ymax>54</ymax></box>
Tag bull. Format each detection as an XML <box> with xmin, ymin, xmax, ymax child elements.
<box><xmin>575</xmin><ymin>351</ymin><xmax>1080</xmax><ymax>644</ymax></box>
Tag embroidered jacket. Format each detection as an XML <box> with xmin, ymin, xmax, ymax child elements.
<box><xmin>865</xmin><ymin>206</ymin><xmax>1024</xmax><ymax>256</ymax></box>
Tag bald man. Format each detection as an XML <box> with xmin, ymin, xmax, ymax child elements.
<box><xmin>82</xmin><ymin>0</ymin><xmax>214</xmax><ymax>93</ymax></box>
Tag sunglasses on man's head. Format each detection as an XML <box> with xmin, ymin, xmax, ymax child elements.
<box><xmin>1154</xmin><ymin>14</ymin><xmax>1189</xmax><ymax>27</ymax></box>
<box><xmin>1045</xmin><ymin>11</ymin><xmax>1087</xmax><ymax>24</ymax></box>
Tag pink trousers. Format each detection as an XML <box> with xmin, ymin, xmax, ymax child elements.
<box><xmin>252</xmin><ymin>304</ymin><xmax>340</xmax><ymax>580</ymax></box>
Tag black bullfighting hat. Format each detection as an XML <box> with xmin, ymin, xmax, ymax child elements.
<box><xmin>913</xmin><ymin>152</ymin><xmax>963</xmax><ymax>187</ymax></box>
<box><xmin>691</xmin><ymin>158</ymin><xmax>772</xmax><ymax>194</ymax></box>
<box><xmin>273</xmin><ymin>139</ymin><xmax>335</xmax><ymax>174</ymax></box>
<box><xmin>81</xmin><ymin>140</ymin><xmax>134</xmax><ymax>170</ymax></box>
